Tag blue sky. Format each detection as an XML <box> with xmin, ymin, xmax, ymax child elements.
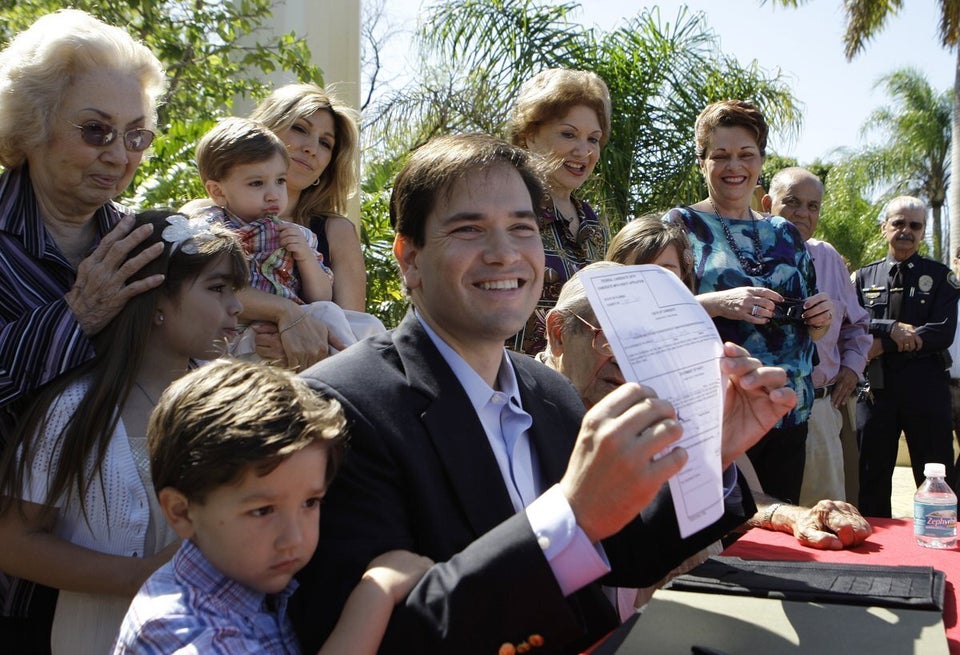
<box><xmin>382</xmin><ymin>0</ymin><xmax>955</xmax><ymax>164</ymax></box>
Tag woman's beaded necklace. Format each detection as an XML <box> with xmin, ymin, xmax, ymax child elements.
<box><xmin>710</xmin><ymin>199</ymin><xmax>766</xmax><ymax>276</ymax></box>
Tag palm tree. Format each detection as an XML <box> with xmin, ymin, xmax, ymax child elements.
<box><xmin>852</xmin><ymin>69</ymin><xmax>951</xmax><ymax>260</ymax></box>
<box><xmin>358</xmin><ymin>0</ymin><xmax>803</xmax><ymax>324</ymax></box>
<box><xmin>817</xmin><ymin>163</ymin><xmax>885</xmax><ymax>270</ymax></box>
<box><xmin>765</xmin><ymin>0</ymin><xmax>960</xmax><ymax>263</ymax></box>
<box><xmin>588</xmin><ymin>9</ymin><xmax>800</xmax><ymax>222</ymax></box>
<box><xmin>365</xmin><ymin>0</ymin><xmax>800</xmax><ymax>228</ymax></box>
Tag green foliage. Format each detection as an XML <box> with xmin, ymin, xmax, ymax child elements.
<box><xmin>360</xmin><ymin>192</ymin><xmax>408</xmax><ymax>327</ymax></box>
<box><xmin>420</xmin><ymin>0</ymin><xmax>587</xmax><ymax>127</ymax></box>
<box><xmin>0</xmin><ymin>0</ymin><xmax>323</xmax><ymax>210</ymax></box>
<box><xmin>818</xmin><ymin>161</ymin><xmax>887</xmax><ymax>270</ymax></box>
<box><xmin>362</xmin><ymin>0</ymin><xmax>803</xmax><ymax>252</ymax></box>
<box><xmin>761</xmin><ymin>154</ymin><xmax>799</xmax><ymax>190</ymax></box>
<box><xmin>360</xmin><ymin>156</ymin><xmax>409</xmax><ymax>325</ymax></box>
<box><xmin>833</xmin><ymin>68</ymin><xmax>951</xmax><ymax>261</ymax></box>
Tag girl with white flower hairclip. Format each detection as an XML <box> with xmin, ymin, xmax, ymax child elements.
<box><xmin>0</xmin><ymin>210</ymin><xmax>248</xmax><ymax>654</ymax></box>
<box><xmin>161</xmin><ymin>212</ymin><xmax>221</xmax><ymax>254</ymax></box>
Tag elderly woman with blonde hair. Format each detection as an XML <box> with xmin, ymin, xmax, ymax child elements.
<box><xmin>507</xmin><ymin>67</ymin><xmax>612</xmax><ymax>354</ymax></box>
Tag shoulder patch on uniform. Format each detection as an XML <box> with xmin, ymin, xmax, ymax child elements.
<box><xmin>949</xmin><ymin>271</ymin><xmax>960</xmax><ymax>289</ymax></box>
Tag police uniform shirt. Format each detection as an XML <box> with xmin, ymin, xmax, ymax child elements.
<box><xmin>855</xmin><ymin>252</ymin><xmax>960</xmax><ymax>363</ymax></box>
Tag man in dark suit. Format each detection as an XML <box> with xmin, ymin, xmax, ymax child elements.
<box><xmin>293</xmin><ymin>134</ymin><xmax>797</xmax><ymax>654</ymax></box>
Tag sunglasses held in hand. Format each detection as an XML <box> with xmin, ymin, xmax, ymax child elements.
<box><xmin>770</xmin><ymin>296</ymin><xmax>807</xmax><ymax>323</ymax></box>
<box><xmin>69</xmin><ymin>120</ymin><xmax>155</xmax><ymax>152</ymax></box>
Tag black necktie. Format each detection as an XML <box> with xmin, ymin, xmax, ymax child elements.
<box><xmin>889</xmin><ymin>263</ymin><xmax>903</xmax><ymax>320</ymax></box>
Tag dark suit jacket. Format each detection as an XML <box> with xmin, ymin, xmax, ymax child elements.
<box><xmin>292</xmin><ymin>312</ymin><xmax>755</xmax><ymax>654</ymax></box>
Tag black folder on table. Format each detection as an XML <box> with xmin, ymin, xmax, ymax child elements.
<box><xmin>592</xmin><ymin>557</ymin><xmax>949</xmax><ymax>654</ymax></box>
<box><xmin>662</xmin><ymin>556</ymin><xmax>946</xmax><ymax>612</ymax></box>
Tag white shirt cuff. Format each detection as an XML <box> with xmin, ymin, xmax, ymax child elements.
<box><xmin>525</xmin><ymin>484</ymin><xmax>611</xmax><ymax>597</ymax></box>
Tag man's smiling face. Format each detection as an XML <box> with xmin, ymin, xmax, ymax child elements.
<box><xmin>395</xmin><ymin>163</ymin><xmax>545</xmax><ymax>354</ymax></box>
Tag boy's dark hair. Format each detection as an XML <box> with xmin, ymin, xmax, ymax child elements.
<box><xmin>195</xmin><ymin>116</ymin><xmax>291</xmax><ymax>183</ymax></box>
<box><xmin>149</xmin><ymin>359</ymin><xmax>346</xmax><ymax>503</ymax></box>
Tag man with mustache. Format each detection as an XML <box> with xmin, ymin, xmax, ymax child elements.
<box><xmin>854</xmin><ymin>196</ymin><xmax>960</xmax><ymax>516</ymax></box>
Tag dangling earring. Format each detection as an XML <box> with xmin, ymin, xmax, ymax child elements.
<box><xmin>311</xmin><ymin>176</ymin><xmax>321</xmax><ymax>187</ymax></box>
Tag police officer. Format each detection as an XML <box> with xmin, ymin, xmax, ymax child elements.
<box><xmin>855</xmin><ymin>196</ymin><xmax>960</xmax><ymax>517</ymax></box>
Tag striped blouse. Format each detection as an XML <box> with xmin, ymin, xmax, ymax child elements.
<box><xmin>0</xmin><ymin>164</ymin><xmax>131</xmax><ymax>617</ymax></box>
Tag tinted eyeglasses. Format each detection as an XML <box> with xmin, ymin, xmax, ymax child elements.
<box><xmin>572</xmin><ymin>313</ymin><xmax>613</xmax><ymax>356</ymax></box>
<box><xmin>888</xmin><ymin>218</ymin><xmax>924</xmax><ymax>231</ymax></box>
<box><xmin>69</xmin><ymin>120</ymin><xmax>155</xmax><ymax>152</ymax></box>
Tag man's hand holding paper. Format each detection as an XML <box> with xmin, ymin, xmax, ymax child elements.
<box><xmin>578</xmin><ymin>265</ymin><xmax>795</xmax><ymax>536</ymax></box>
<box><xmin>718</xmin><ymin>341</ymin><xmax>797</xmax><ymax>468</ymax></box>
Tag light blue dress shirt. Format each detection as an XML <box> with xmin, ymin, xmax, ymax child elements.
<box><xmin>417</xmin><ymin>312</ymin><xmax>610</xmax><ymax>596</ymax></box>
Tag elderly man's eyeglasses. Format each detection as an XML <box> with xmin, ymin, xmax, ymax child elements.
<box><xmin>572</xmin><ymin>313</ymin><xmax>613</xmax><ymax>356</ymax></box>
<box><xmin>889</xmin><ymin>218</ymin><xmax>924</xmax><ymax>231</ymax></box>
<box><xmin>69</xmin><ymin>120</ymin><xmax>155</xmax><ymax>152</ymax></box>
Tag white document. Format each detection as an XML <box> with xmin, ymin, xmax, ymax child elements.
<box><xmin>579</xmin><ymin>264</ymin><xmax>726</xmax><ymax>538</ymax></box>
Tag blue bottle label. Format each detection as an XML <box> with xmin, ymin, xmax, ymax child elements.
<box><xmin>914</xmin><ymin>502</ymin><xmax>957</xmax><ymax>538</ymax></box>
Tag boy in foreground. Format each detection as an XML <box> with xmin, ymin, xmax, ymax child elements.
<box><xmin>113</xmin><ymin>359</ymin><xmax>431</xmax><ymax>654</ymax></box>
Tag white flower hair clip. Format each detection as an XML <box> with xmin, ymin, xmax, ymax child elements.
<box><xmin>162</xmin><ymin>213</ymin><xmax>216</xmax><ymax>254</ymax></box>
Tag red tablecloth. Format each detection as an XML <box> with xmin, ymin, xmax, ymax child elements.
<box><xmin>723</xmin><ymin>517</ymin><xmax>959</xmax><ymax>654</ymax></box>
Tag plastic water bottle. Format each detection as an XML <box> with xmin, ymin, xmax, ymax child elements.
<box><xmin>914</xmin><ymin>462</ymin><xmax>957</xmax><ymax>549</ymax></box>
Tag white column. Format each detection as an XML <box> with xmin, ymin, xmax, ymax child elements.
<box><xmin>238</xmin><ymin>0</ymin><xmax>362</xmax><ymax>222</ymax></box>
<box><xmin>273</xmin><ymin>0</ymin><xmax>360</xmax><ymax>111</ymax></box>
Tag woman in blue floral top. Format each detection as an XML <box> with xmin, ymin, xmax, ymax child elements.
<box><xmin>507</xmin><ymin>68</ymin><xmax>611</xmax><ymax>354</ymax></box>
<box><xmin>664</xmin><ymin>100</ymin><xmax>834</xmax><ymax>504</ymax></box>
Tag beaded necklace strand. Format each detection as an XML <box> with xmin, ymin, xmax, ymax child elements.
<box><xmin>709</xmin><ymin>199</ymin><xmax>766</xmax><ymax>276</ymax></box>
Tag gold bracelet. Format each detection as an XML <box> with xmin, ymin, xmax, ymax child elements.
<box><xmin>280</xmin><ymin>313</ymin><xmax>308</xmax><ymax>334</ymax></box>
